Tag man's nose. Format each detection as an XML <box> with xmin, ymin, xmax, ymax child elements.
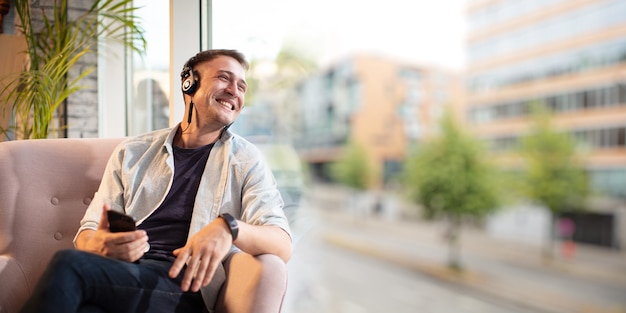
<box><xmin>225</xmin><ymin>82</ymin><xmax>239</xmax><ymax>96</ymax></box>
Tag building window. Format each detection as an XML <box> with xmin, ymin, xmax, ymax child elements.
<box><xmin>469</xmin><ymin>83</ymin><xmax>626</xmax><ymax>124</ymax></box>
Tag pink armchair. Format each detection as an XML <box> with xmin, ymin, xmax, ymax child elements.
<box><xmin>0</xmin><ymin>138</ymin><xmax>287</xmax><ymax>313</ymax></box>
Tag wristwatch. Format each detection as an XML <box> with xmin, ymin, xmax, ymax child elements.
<box><xmin>219</xmin><ymin>213</ymin><xmax>239</xmax><ymax>241</ymax></box>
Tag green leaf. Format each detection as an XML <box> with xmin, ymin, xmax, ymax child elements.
<box><xmin>1</xmin><ymin>0</ymin><xmax>146</xmax><ymax>139</ymax></box>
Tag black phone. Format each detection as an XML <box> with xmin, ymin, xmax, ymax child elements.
<box><xmin>107</xmin><ymin>210</ymin><xmax>137</xmax><ymax>232</ymax></box>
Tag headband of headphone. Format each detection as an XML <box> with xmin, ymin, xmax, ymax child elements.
<box><xmin>180</xmin><ymin>58</ymin><xmax>197</xmax><ymax>95</ymax></box>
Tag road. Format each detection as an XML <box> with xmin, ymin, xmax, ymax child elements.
<box><xmin>282</xmin><ymin>202</ymin><xmax>539</xmax><ymax>313</ymax></box>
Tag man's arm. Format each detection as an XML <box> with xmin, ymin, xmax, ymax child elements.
<box><xmin>233</xmin><ymin>221</ymin><xmax>292</xmax><ymax>262</ymax></box>
<box><xmin>169</xmin><ymin>216</ymin><xmax>292</xmax><ymax>293</ymax></box>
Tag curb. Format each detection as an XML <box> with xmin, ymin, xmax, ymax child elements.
<box><xmin>323</xmin><ymin>232</ymin><xmax>626</xmax><ymax>313</ymax></box>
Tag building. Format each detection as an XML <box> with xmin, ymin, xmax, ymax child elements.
<box><xmin>465</xmin><ymin>0</ymin><xmax>626</xmax><ymax>248</ymax></box>
<box><xmin>292</xmin><ymin>54</ymin><xmax>462</xmax><ymax>188</ymax></box>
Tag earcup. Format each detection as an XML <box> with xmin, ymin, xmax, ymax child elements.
<box><xmin>181</xmin><ymin>61</ymin><xmax>197</xmax><ymax>95</ymax></box>
<box><xmin>181</xmin><ymin>69</ymin><xmax>197</xmax><ymax>94</ymax></box>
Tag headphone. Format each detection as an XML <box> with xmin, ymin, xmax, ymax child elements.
<box><xmin>181</xmin><ymin>59</ymin><xmax>197</xmax><ymax>95</ymax></box>
<box><xmin>180</xmin><ymin>58</ymin><xmax>197</xmax><ymax>124</ymax></box>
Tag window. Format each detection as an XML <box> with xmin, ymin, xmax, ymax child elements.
<box><xmin>128</xmin><ymin>0</ymin><xmax>170</xmax><ymax>136</ymax></box>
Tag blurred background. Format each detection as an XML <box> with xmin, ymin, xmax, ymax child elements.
<box><xmin>2</xmin><ymin>0</ymin><xmax>625</xmax><ymax>312</ymax></box>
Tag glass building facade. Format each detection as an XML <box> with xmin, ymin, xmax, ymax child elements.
<box><xmin>466</xmin><ymin>0</ymin><xmax>626</xmax><ymax>200</ymax></box>
<box><xmin>466</xmin><ymin>0</ymin><xmax>626</xmax><ymax>247</ymax></box>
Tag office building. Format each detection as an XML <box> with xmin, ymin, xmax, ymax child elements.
<box><xmin>465</xmin><ymin>0</ymin><xmax>626</xmax><ymax>248</ymax></box>
<box><xmin>293</xmin><ymin>54</ymin><xmax>462</xmax><ymax>188</ymax></box>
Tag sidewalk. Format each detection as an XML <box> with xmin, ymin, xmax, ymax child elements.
<box><xmin>303</xmin><ymin>186</ymin><xmax>626</xmax><ymax>313</ymax></box>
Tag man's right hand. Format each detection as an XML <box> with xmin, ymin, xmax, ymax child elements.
<box><xmin>75</xmin><ymin>203</ymin><xmax>148</xmax><ymax>262</ymax></box>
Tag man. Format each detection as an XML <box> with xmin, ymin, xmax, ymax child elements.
<box><xmin>20</xmin><ymin>49</ymin><xmax>292</xmax><ymax>313</ymax></box>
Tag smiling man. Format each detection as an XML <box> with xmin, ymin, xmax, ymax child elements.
<box><xmin>20</xmin><ymin>49</ymin><xmax>292</xmax><ymax>313</ymax></box>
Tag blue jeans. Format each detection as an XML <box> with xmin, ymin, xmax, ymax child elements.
<box><xmin>19</xmin><ymin>250</ymin><xmax>207</xmax><ymax>313</ymax></box>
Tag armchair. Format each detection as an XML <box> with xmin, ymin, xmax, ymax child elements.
<box><xmin>0</xmin><ymin>138</ymin><xmax>287</xmax><ymax>313</ymax></box>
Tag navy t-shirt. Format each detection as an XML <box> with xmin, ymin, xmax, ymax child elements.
<box><xmin>139</xmin><ymin>143</ymin><xmax>214</xmax><ymax>261</ymax></box>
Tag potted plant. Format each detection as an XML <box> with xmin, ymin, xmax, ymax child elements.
<box><xmin>0</xmin><ymin>0</ymin><xmax>145</xmax><ymax>139</ymax></box>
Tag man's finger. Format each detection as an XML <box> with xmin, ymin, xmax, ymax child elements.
<box><xmin>200</xmin><ymin>258</ymin><xmax>220</xmax><ymax>289</ymax></box>
<box><xmin>169</xmin><ymin>248</ymin><xmax>189</xmax><ymax>281</ymax></box>
<box><xmin>190</xmin><ymin>257</ymin><xmax>212</xmax><ymax>292</ymax></box>
<box><xmin>98</xmin><ymin>203</ymin><xmax>111</xmax><ymax>231</ymax></box>
<box><xmin>181</xmin><ymin>254</ymin><xmax>201</xmax><ymax>292</ymax></box>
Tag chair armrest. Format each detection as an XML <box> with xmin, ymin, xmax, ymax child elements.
<box><xmin>216</xmin><ymin>254</ymin><xmax>288</xmax><ymax>313</ymax></box>
<box><xmin>0</xmin><ymin>255</ymin><xmax>30</xmax><ymax>313</ymax></box>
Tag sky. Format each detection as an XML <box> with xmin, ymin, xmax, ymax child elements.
<box><xmin>212</xmin><ymin>0</ymin><xmax>467</xmax><ymax>69</ymax></box>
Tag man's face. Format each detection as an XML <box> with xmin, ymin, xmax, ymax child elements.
<box><xmin>191</xmin><ymin>55</ymin><xmax>247</xmax><ymax>129</ymax></box>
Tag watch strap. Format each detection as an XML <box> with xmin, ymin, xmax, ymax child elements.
<box><xmin>219</xmin><ymin>213</ymin><xmax>239</xmax><ymax>241</ymax></box>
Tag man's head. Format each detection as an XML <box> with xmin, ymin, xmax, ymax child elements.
<box><xmin>181</xmin><ymin>50</ymin><xmax>249</xmax><ymax>94</ymax></box>
<box><xmin>180</xmin><ymin>49</ymin><xmax>249</xmax><ymax>131</ymax></box>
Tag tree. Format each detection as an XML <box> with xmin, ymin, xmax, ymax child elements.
<box><xmin>518</xmin><ymin>104</ymin><xmax>589</xmax><ymax>259</ymax></box>
<box><xmin>242</xmin><ymin>41</ymin><xmax>317</xmax><ymax>105</ymax></box>
<box><xmin>329</xmin><ymin>140</ymin><xmax>378</xmax><ymax>217</ymax></box>
<box><xmin>404</xmin><ymin>110</ymin><xmax>501</xmax><ymax>270</ymax></box>
<box><xmin>273</xmin><ymin>45</ymin><xmax>318</xmax><ymax>89</ymax></box>
<box><xmin>330</xmin><ymin>140</ymin><xmax>376</xmax><ymax>191</ymax></box>
<box><xmin>242</xmin><ymin>43</ymin><xmax>318</xmax><ymax>137</ymax></box>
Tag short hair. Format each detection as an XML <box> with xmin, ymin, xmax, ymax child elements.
<box><xmin>184</xmin><ymin>49</ymin><xmax>249</xmax><ymax>72</ymax></box>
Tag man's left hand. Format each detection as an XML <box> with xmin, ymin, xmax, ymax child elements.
<box><xmin>169</xmin><ymin>217</ymin><xmax>233</xmax><ymax>292</ymax></box>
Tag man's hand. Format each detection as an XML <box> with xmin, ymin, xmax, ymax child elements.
<box><xmin>169</xmin><ymin>217</ymin><xmax>233</xmax><ymax>292</ymax></box>
<box><xmin>76</xmin><ymin>204</ymin><xmax>148</xmax><ymax>262</ymax></box>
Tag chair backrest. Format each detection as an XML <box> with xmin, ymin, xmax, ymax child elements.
<box><xmin>0</xmin><ymin>138</ymin><xmax>123</xmax><ymax>313</ymax></box>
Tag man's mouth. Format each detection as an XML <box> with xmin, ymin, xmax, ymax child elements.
<box><xmin>218</xmin><ymin>100</ymin><xmax>234</xmax><ymax>111</ymax></box>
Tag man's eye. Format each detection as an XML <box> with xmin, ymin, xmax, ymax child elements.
<box><xmin>217</xmin><ymin>75</ymin><xmax>229</xmax><ymax>81</ymax></box>
<box><xmin>238</xmin><ymin>85</ymin><xmax>247</xmax><ymax>93</ymax></box>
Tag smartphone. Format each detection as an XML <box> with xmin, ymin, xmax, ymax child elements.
<box><xmin>107</xmin><ymin>210</ymin><xmax>137</xmax><ymax>232</ymax></box>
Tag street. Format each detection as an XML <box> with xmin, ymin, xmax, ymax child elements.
<box><xmin>282</xmin><ymin>199</ymin><xmax>538</xmax><ymax>313</ymax></box>
<box><xmin>281</xmin><ymin>184</ymin><xmax>626</xmax><ymax>313</ymax></box>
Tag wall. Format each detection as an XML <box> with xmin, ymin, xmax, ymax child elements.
<box><xmin>0</xmin><ymin>34</ymin><xmax>27</xmax><ymax>140</ymax></box>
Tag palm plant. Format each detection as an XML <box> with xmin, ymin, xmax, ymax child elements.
<box><xmin>1</xmin><ymin>0</ymin><xmax>145</xmax><ymax>139</ymax></box>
